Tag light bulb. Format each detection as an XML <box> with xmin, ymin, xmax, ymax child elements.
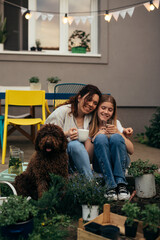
<box><xmin>63</xmin><ymin>13</ymin><xmax>68</xmax><ymax>24</ymax></box>
<box><xmin>104</xmin><ymin>11</ymin><xmax>112</xmax><ymax>22</ymax></box>
<box><xmin>25</xmin><ymin>10</ymin><xmax>32</xmax><ymax>20</ymax></box>
<box><xmin>150</xmin><ymin>3</ymin><xmax>155</xmax><ymax>11</ymax></box>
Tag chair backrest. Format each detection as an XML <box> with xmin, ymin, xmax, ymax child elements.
<box><xmin>54</xmin><ymin>83</ymin><xmax>86</xmax><ymax>108</ymax></box>
<box><xmin>5</xmin><ymin>90</ymin><xmax>46</xmax><ymax>121</ymax></box>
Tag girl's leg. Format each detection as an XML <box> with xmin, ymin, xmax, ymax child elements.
<box><xmin>109</xmin><ymin>134</ymin><xmax>128</xmax><ymax>185</ymax></box>
<box><xmin>109</xmin><ymin>134</ymin><xmax>130</xmax><ymax>200</ymax></box>
<box><xmin>67</xmin><ymin>140</ymin><xmax>93</xmax><ymax>179</ymax></box>
<box><xmin>93</xmin><ymin>134</ymin><xmax>117</xmax><ymax>190</ymax></box>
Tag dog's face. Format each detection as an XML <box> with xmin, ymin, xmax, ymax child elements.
<box><xmin>35</xmin><ymin>124</ymin><xmax>68</xmax><ymax>155</ymax></box>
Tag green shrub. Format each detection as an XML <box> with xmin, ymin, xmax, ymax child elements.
<box><xmin>122</xmin><ymin>202</ymin><xmax>140</xmax><ymax>226</ymax></box>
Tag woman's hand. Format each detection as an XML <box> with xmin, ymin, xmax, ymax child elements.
<box><xmin>123</xmin><ymin>127</ymin><xmax>133</xmax><ymax>137</ymax></box>
<box><xmin>67</xmin><ymin>128</ymin><xmax>78</xmax><ymax>140</ymax></box>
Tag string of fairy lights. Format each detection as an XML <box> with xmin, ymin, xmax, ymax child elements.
<box><xmin>1</xmin><ymin>0</ymin><xmax>160</xmax><ymax>24</ymax></box>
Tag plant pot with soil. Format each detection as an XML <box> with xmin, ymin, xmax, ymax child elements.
<box><xmin>47</xmin><ymin>76</ymin><xmax>61</xmax><ymax>93</ymax></box>
<box><xmin>128</xmin><ymin>159</ymin><xmax>158</xmax><ymax>198</ymax></box>
<box><xmin>141</xmin><ymin>204</ymin><xmax>160</xmax><ymax>240</ymax></box>
<box><xmin>122</xmin><ymin>202</ymin><xmax>140</xmax><ymax>238</ymax></box>
<box><xmin>29</xmin><ymin>76</ymin><xmax>41</xmax><ymax>90</ymax></box>
<box><xmin>0</xmin><ymin>195</ymin><xmax>38</xmax><ymax>239</ymax></box>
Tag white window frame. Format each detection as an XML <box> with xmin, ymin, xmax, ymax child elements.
<box><xmin>28</xmin><ymin>0</ymin><xmax>98</xmax><ymax>55</ymax></box>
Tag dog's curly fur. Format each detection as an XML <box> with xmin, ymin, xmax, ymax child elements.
<box><xmin>13</xmin><ymin>124</ymin><xmax>68</xmax><ymax>200</ymax></box>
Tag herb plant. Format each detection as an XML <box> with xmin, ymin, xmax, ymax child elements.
<box><xmin>29</xmin><ymin>76</ymin><xmax>39</xmax><ymax>83</ymax></box>
<box><xmin>47</xmin><ymin>76</ymin><xmax>61</xmax><ymax>84</ymax></box>
<box><xmin>141</xmin><ymin>204</ymin><xmax>160</xmax><ymax>232</ymax></box>
<box><xmin>128</xmin><ymin>159</ymin><xmax>158</xmax><ymax>177</ymax></box>
<box><xmin>0</xmin><ymin>195</ymin><xmax>38</xmax><ymax>226</ymax></box>
<box><xmin>122</xmin><ymin>202</ymin><xmax>140</xmax><ymax>226</ymax></box>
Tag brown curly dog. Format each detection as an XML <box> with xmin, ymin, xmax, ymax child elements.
<box><xmin>13</xmin><ymin>124</ymin><xmax>68</xmax><ymax>200</ymax></box>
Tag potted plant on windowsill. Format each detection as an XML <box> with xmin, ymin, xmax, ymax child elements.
<box><xmin>141</xmin><ymin>204</ymin><xmax>160</xmax><ymax>240</ymax></box>
<box><xmin>0</xmin><ymin>195</ymin><xmax>38</xmax><ymax>239</ymax></box>
<box><xmin>68</xmin><ymin>30</ymin><xmax>90</xmax><ymax>54</ymax></box>
<box><xmin>122</xmin><ymin>202</ymin><xmax>140</xmax><ymax>238</ymax></box>
<box><xmin>36</xmin><ymin>39</ymin><xmax>42</xmax><ymax>51</ymax></box>
<box><xmin>47</xmin><ymin>76</ymin><xmax>61</xmax><ymax>93</ymax></box>
<box><xmin>65</xmin><ymin>174</ymin><xmax>106</xmax><ymax>221</ymax></box>
<box><xmin>0</xmin><ymin>15</ymin><xmax>7</xmax><ymax>51</ymax></box>
<box><xmin>128</xmin><ymin>159</ymin><xmax>158</xmax><ymax>198</ymax></box>
<box><xmin>29</xmin><ymin>76</ymin><xmax>41</xmax><ymax>90</ymax></box>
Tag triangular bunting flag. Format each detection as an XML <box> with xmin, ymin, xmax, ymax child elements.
<box><xmin>21</xmin><ymin>8</ymin><xmax>27</xmax><ymax>15</ymax></box>
<box><xmin>81</xmin><ymin>16</ymin><xmax>87</xmax><ymax>24</ymax></box>
<box><xmin>153</xmin><ymin>0</ymin><xmax>159</xmax><ymax>9</ymax></box>
<box><xmin>35</xmin><ymin>12</ymin><xmax>41</xmax><ymax>20</ymax></box>
<box><xmin>68</xmin><ymin>17</ymin><xmax>74</xmax><ymax>25</ymax></box>
<box><xmin>41</xmin><ymin>14</ymin><xmax>47</xmax><ymax>21</ymax></box>
<box><xmin>47</xmin><ymin>14</ymin><xmax>54</xmax><ymax>21</ymax></box>
<box><xmin>87</xmin><ymin>16</ymin><xmax>93</xmax><ymax>24</ymax></box>
<box><xmin>74</xmin><ymin>16</ymin><xmax>80</xmax><ymax>25</ymax></box>
<box><xmin>112</xmin><ymin>11</ymin><xmax>120</xmax><ymax>21</ymax></box>
<box><xmin>143</xmin><ymin>3</ymin><xmax>151</xmax><ymax>11</ymax></box>
<box><xmin>127</xmin><ymin>7</ymin><xmax>135</xmax><ymax>17</ymax></box>
<box><xmin>120</xmin><ymin>9</ymin><xmax>127</xmax><ymax>19</ymax></box>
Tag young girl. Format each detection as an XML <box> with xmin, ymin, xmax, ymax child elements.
<box><xmin>85</xmin><ymin>94</ymin><xmax>134</xmax><ymax>200</ymax></box>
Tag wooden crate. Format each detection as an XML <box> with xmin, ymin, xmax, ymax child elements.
<box><xmin>77</xmin><ymin>204</ymin><xmax>145</xmax><ymax>240</ymax></box>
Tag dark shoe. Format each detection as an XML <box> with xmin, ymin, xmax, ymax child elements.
<box><xmin>117</xmin><ymin>184</ymin><xmax>130</xmax><ymax>200</ymax></box>
<box><xmin>104</xmin><ymin>189</ymin><xmax>117</xmax><ymax>201</ymax></box>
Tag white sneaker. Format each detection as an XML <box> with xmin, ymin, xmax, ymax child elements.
<box><xmin>104</xmin><ymin>189</ymin><xmax>118</xmax><ymax>201</ymax></box>
<box><xmin>117</xmin><ymin>184</ymin><xmax>130</xmax><ymax>200</ymax></box>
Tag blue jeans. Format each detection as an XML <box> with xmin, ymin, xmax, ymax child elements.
<box><xmin>67</xmin><ymin>140</ymin><xmax>93</xmax><ymax>179</ymax></box>
<box><xmin>93</xmin><ymin>134</ymin><xmax>130</xmax><ymax>190</ymax></box>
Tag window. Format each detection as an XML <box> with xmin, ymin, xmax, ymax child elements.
<box><xmin>3</xmin><ymin>0</ymin><xmax>98</xmax><ymax>54</ymax></box>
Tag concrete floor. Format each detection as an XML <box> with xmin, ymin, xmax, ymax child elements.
<box><xmin>0</xmin><ymin>135</ymin><xmax>160</xmax><ymax>172</ymax></box>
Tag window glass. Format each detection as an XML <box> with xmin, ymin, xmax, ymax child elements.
<box><xmin>36</xmin><ymin>0</ymin><xmax>59</xmax><ymax>50</ymax></box>
<box><xmin>68</xmin><ymin>0</ymin><xmax>91</xmax><ymax>52</ymax></box>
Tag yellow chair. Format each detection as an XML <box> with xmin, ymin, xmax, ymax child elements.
<box><xmin>46</xmin><ymin>83</ymin><xmax>86</xmax><ymax>116</ymax></box>
<box><xmin>2</xmin><ymin>90</ymin><xmax>46</xmax><ymax>164</ymax></box>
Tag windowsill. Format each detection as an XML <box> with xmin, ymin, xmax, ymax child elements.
<box><xmin>0</xmin><ymin>50</ymin><xmax>101</xmax><ymax>58</ymax></box>
<box><xmin>0</xmin><ymin>50</ymin><xmax>108</xmax><ymax>64</ymax></box>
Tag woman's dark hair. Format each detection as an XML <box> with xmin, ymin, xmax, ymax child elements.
<box><xmin>65</xmin><ymin>84</ymin><xmax>102</xmax><ymax>117</ymax></box>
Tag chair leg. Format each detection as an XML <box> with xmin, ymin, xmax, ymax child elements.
<box><xmin>0</xmin><ymin>120</ymin><xmax>3</xmax><ymax>149</ymax></box>
<box><xmin>2</xmin><ymin>123</ymin><xmax>8</xmax><ymax>164</ymax></box>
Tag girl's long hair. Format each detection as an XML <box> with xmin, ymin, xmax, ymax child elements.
<box><xmin>89</xmin><ymin>94</ymin><xmax>117</xmax><ymax>138</ymax></box>
<box><xmin>57</xmin><ymin>84</ymin><xmax>102</xmax><ymax>117</ymax></box>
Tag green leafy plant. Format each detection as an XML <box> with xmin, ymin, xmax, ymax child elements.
<box><xmin>29</xmin><ymin>76</ymin><xmax>40</xmax><ymax>83</ymax></box>
<box><xmin>145</xmin><ymin>107</ymin><xmax>160</xmax><ymax>148</ymax></box>
<box><xmin>0</xmin><ymin>15</ymin><xmax>7</xmax><ymax>43</ymax></box>
<box><xmin>0</xmin><ymin>195</ymin><xmax>38</xmax><ymax>226</ymax></box>
<box><xmin>141</xmin><ymin>204</ymin><xmax>160</xmax><ymax>232</ymax></box>
<box><xmin>36</xmin><ymin>39</ymin><xmax>41</xmax><ymax>48</ymax></box>
<box><xmin>47</xmin><ymin>76</ymin><xmax>61</xmax><ymax>84</ymax></box>
<box><xmin>135</xmin><ymin>108</ymin><xmax>160</xmax><ymax>149</ymax></box>
<box><xmin>65</xmin><ymin>174</ymin><xmax>106</xmax><ymax>208</ymax></box>
<box><xmin>122</xmin><ymin>202</ymin><xmax>140</xmax><ymax>226</ymax></box>
<box><xmin>128</xmin><ymin>159</ymin><xmax>158</xmax><ymax>177</ymax></box>
<box><xmin>68</xmin><ymin>30</ymin><xmax>90</xmax><ymax>51</ymax></box>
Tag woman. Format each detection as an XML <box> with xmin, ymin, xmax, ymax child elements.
<box><xmin>85</xmin><ymin>94</ymin><xmax>134</xmax><ymax>200</ymax></box>
<box><xmin>45</xmin><ymin>84</ymin><xmax>102</xmax><ymax>179</ymax></box>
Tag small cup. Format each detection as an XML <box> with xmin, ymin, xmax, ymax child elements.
<box><xmin>78</xmin><ymin>129</ymin><xmax>89</xmax><ymax>142</ymax></box>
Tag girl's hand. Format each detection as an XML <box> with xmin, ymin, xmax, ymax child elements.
<box><xmin>106</xmin><ymin>124</ymin><xmax>118</xmax><ymax>134</ymax></box>
<box><xmin>68</xmin><ymin>128</ymin><xmax>78</xmax><ymax>140</ymax></box>
<box><xmin>123</xmin><ymin>127</ymin><xmax>133</xmax><ymax>137</ymax></box>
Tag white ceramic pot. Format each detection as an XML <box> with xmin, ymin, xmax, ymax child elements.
<box><xmin>48</xmin><ymin>82</ymin><xmax>55</xmax><ymax>93</ymax></box>
<box><xmin>30</xmin><ymin>83</ymin><xmax>41</xmax><ymax>90</ymax></box>
<box><xmin>135</xmin><ymin>174</ymin><xmax>156</xmax><ymax>198</ymax></box>
<box><xmin>82</xmin><ymin>205</ymin><xmax>99</xmax><ymax>221</ymax></box>
<box><xmin>0</xmin><ymin>43</ymin><xmax>4</xmax><ymax>51</ymax></box>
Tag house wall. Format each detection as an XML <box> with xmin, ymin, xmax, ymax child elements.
<box><xmin>0</xmin><ymin>0</ymin><xmax>159</xmax><ymax>135</ymax></box>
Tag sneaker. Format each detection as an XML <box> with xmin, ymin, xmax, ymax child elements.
<box><xmin>104</xmin><ymin>189</ymin><xmax>117</xmax><ymax>201</ymax></box>
<box><xmin>117</xmin><ymin>184</ymin><xmax>130</xmax><ymax>200</ymax></box>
